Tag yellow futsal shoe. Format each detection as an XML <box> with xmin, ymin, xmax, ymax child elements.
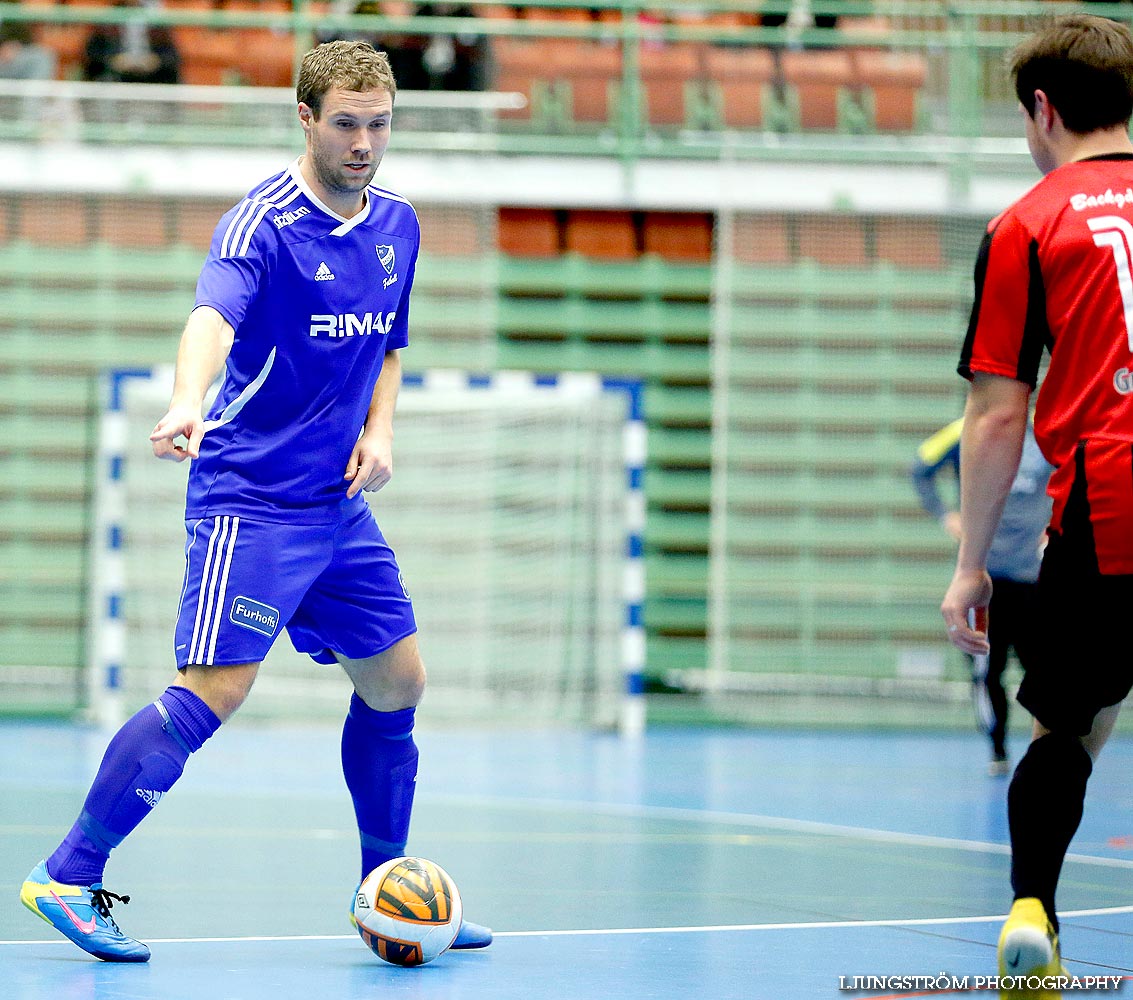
<box><xmin>997</xmin><ymin>897</ymin><xmax>1067</xmax><ymax>999</ymax></box>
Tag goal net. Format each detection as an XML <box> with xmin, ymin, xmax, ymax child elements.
<box><xmin>702</xmin><ymin>176</ymin><xmax>994</xmax><ymax>728</ymax></box>
<box><xmin>89</xmin><ymin>368</ymin><xmax>643</xmax><ymax>732</ymax></box>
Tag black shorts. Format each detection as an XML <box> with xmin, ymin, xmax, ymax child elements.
<box><xmin>1017</xmin><ymin>528</ymin><xmax>1133</xmax><ymax>736</ymax></box>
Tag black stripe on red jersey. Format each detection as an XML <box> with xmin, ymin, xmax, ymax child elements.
<box><xmin>1019</xmin><ymin>239</ymin><xmax>1052</xmax><ymax>387</ymax></box>
<box><xmin>958</xmin><ymin>229</ymin><xmax>994</xmax><ymax>380</ymax></box>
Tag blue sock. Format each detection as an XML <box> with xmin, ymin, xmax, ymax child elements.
<box><xmin>47</xmin><ymin>686</ymin><xmax>220</xmax><ymax>885</ymax></box>
<box><xmin>341</xmin><ymin>694</ymin><xmax>418</xmax><ymax>880</ymax></box>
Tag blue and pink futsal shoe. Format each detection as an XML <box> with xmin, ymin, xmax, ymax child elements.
<box><xmin>20</xmin><ymin>860</ymin><xmax>150</xmax><ymax>962</ymax></box>
<box><xmin>21</xmin><ymin>858</ymin><xmax>492</xmax><ymax>963</ymax></box>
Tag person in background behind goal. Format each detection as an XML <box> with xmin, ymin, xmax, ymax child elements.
<box><xmin>942</xmin><ymin>14</ymin><xmax>1133</xmax><ymax>997</ymax></box>
<box><xmin>912</xmin><ymin>417</ymin><xmax>1052</xmax><ymax>776</ymax></box>
<box><xmin>19</xmin><ymin>39</ymin><xmax>492</xmax><ymax>963</ymax></box>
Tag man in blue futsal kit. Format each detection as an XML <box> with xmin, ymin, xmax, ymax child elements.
<box><xmin>20</xmin><ymin>39</ymin><xmax>492</xmax><ymax>962</ymax></box>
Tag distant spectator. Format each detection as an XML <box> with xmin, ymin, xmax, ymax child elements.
<box><xmin>417</xmin><ymin>3</ymin><xmax>486</xmax><ymax>91</ymax></box>
<box><xmin>321</xmin><ymin>1</ymin><xmax>430</xmax><ymax>91</ymax></box>
<box><xmin>760</xmin><ymin>0</ymin><xmax>839</xmax><ymax>32</ymax></box>
<box><xmin>321</xmin><ymin>2</ymin><xmax>485</xmax><ymax>91</ymax></box>
<box><xmin>0</xmin><ymin>21</ymin><xmax>57</xmax><ymax>80</ymax></box>
<box><xmin>82</xmin><ymin>0</ymin><xmax>180</xmax><ymax>84</ymax></box>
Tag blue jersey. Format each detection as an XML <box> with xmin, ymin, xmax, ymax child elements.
<box><xmin>187</xmin><ymin>161</ymin><xmax>419</xmax><ymax>524</ymax></box>
<box><xmin>911</xmin><ymin>418</ymin><xmax>1054</xmax><ymax>583</ymax></box>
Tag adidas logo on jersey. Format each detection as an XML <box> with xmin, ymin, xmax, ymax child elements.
<box><xmin>314</xmin><ymin>261</ymin><xmax>335</xmax><ymax>281</ymax></box>
<box><xmin>135</xmin><ymin>788</ymin><xmax>165</xmax><ymax>808</ymax></box>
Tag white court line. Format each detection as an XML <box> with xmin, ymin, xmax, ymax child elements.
<box><xmin>425</xmin><ymin>793</ymin><xmax>1133</xmax><ymax>871</ymax></box>
<box><xmin>4</xmin><ymin>904</ymin><xmax>1133</xmax><ymax>947</ymax></box>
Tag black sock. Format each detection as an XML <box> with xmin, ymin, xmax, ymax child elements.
<box><xmin>1007</xmin><ymin>731</ymin><xmax>1093</xmax><ymax>930</ymax></box>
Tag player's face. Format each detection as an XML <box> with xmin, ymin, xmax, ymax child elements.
<box><xmin>299</xmin><ymin>87</ymin><xmax>393</xmax><ymax>215</ymax></box>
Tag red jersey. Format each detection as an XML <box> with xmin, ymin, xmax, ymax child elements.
<box><xmin>960</xmin><ymin>153</ymin><xmax>1133</xmax><ymax>573</ymax></box>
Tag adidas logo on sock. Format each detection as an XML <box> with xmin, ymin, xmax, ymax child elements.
<box><xmin>135</xmin><ymin>788</ymin><xmax>165</xmax><ymax>808</ymax></box>
<box><xmin>314</xmin><ymin>261</ymin><xmax>335</xmax><ymax>281</ymax></box>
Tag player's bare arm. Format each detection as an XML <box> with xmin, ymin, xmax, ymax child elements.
<box><xmin>150</xmin><ymin>305</ymin><xmax>235</xmax><ymax>462</ymax></box>
<box><xmin>345</xmin><ymin>348</ymin><xmax>401</xmax><ymax>498</ymax></box>
<box><xmin>942</xmin><ymin>372</ymin><xmax>1031</xmax><ymax>653</ymax></box>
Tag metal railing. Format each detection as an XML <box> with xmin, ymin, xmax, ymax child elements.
<box><xmin>2</xmin><ymin>1</ymin><xmax>1131</xmax><ymax>169</ymax></box>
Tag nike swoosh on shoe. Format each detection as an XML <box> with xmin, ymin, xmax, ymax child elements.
<box><xmin>51</xmin><ymin>891</ymin><xmax>98</xmax><ymax>935</ymax></box>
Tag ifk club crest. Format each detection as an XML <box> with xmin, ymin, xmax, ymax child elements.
<box><xmin>376</xmin><ymin>244</ymin><xmax>398</xmax><ymax>289</ymax></box>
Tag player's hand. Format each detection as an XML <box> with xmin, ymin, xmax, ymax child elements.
<box><xmin>941</xmin><ymin>568</ymin><xmax>992</xmax><ymax>655</ymax></box>
<box><xmin>150</xmin><ymin>404</ymin><xmax>205</xmax><ymax>462</ymax></box>
<box><xmin>345</xmin><ymin>433</ymin><xmax>393</xmax><ymax>499</ymax></box>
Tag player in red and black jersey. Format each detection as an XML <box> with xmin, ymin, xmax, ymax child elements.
<box><xmin>942</xmin><ymin>14</ymin><xmax>1133</xmax><ymax>995</ymax></box>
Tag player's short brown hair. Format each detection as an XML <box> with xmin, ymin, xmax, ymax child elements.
<box><xmin>296</xmin><ymin>40</ymin><xmax>397</xmax><ymax>118</ymax></box>
<box><xmin>1012</xmin><ymin>14</ymin><xmax>1133</xmax><ymax>133</ymax></box>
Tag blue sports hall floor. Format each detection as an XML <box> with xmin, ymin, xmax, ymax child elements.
<box><xmin>1</xmin><ymin>719</ymin><xmax>1131</xmax><ymax>999</ymax></box>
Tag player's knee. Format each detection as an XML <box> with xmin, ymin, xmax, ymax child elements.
<box><xmin>179</xmin><ymin>664</ymin><xmax>258</xmax><ymax>722</ymax></box>
<box><xmin>356</xmin><ymin>658</ymin><xmax>425</xmax><ymax>711</ymax></box>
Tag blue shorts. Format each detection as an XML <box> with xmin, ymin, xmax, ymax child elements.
<box><xmin>173</xmin><ymin>505</ymin><xmax>416</xmax><ymax>668</ymax></box>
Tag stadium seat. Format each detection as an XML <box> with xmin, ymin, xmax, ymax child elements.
<box><xmin>523</xmin><ymin>6</ymin><xmax>592</xmax><ymax>22</ymax></box>
<box><xmin>795</xmin><ymin>214</ymin><xmax>868</xmax><ymax>267</ymax></box>
<box><xmin>416</xmin><ymin>205</ymin><xmax>484</xmax><ymax>257</ymax></box>
<box><xmin>102</xmin><ymin>197</ymin><xmax>171</xmax><ymax>248</ymax></box>
<box><xmin>640</xmin><ymin>43</ymin><xmax>701</xmax><ymax>128</ymax></box>
<box><xmin>476</xmin><ymin>5</ymin><xmax>519</xmax><ymax>18</ymax></box>
<box><xmin>564</xmin><ymin>210</ymin><xmax>638</xmax><ymax>260</ymax></box>
<box><xmin>176</xmin><ymin>199</ymin><xmax>230</xmax><ymax>251</ymax></box>
<box><xmin>234</xmin><ymin>30</ymin><xmax>295</xmax><ymax>88</ymax></box>
<box><xmin>555</xmin><ymin>40</ymin><xmax>620</xmax><ymax>125</ymax></box>
<box><xmin>704</xmin><ymin>46</ymin><xmax>778</xmax><ymax>129</ymax></box>
<box><xmin>780</xmin><ymin>48</ymin><xmax>855</xmax><ymax>130</ymax></box>
<box><xmin>498</xmin><ymin>207</ymin><xmax>561</xmax><ymax>257</ymax></box>
<box><xmin>173</xmin><ymin>26</ymin><xmax>241</xmax><ymax>86</ymax></box>
<box><xmin>34</xmin><ymin>23</ymin><xmax>87</xmax><ymax>80</ymax></box>
<box><xmin>731</xmin><ymin>214</ymin><xmax>792</xmax><ymax>265</ymax></box>
<box><xmin>491</xmin><ymin>37</ymin><xmax>555</xmax><ymax>121</ymax></box>
<box><xmin>642</xmin><ymin>212</ymin><xmax>713</xmax><ymax>263</ymax></box>
<box><xmin>218</xmin><ymin>0</ymin><xmax>294</xmax><ymax>88</ymax></box>
<box><xmin>874</xmin><ymin>216</ymin><xmax>945</xmax><ymax>270</ymax></box>
<box><xmin>15</xmin><ymin>198</ymin><xmax>91</xmax><ymax>248</ymax></box>
<box><xmin>851</xmin><ymin>50</ymin><xmax>927</xmax><ymax>132</ymax></box>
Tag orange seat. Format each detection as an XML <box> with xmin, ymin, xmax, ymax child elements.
<box><xmin>498</xmin><ymin>207</ymin><xmax>561</xmax><ymax>258</ymax></box>
<box><xmin>731</xmin><ymin>214</ymin><xmax>792</xmax><ymax>266</ymax></box>
<box><xmin>640</xmin><ymin>43</ymin><xmax>700</xmax><ymax>127</ymax></box>
<box><xmin>36</xmin><ymin>24</ymin><xmax>88</xmax><ymax>79</ymax></box>
<box><xmin>221</xmin><ymin>0</ymin><xmax>291</xmax><ymax>9</ymax></box>
<box><xmin>851</xmin><ymin>50</ymin><xmax>927</xmax><ymax>132</ymax></box>
<box><xmin>564</xmin><ymin>210</ymin><xmax>638</xmax><ymax>260</ymax></box>
<box><xmin>874</xmin><ymin>216</ymin><xmax>944</xmax><ymax>270</ymax></box>
<box><xmin>176</xmin><ymin>199</ymin><xmax>231</xmax><ymax>251</ymax></box>
<box><xmin>796</xmin><ymin>214</ymin><xmax>868</xmax><ymax>267</ymax></box>
<box><xmin>476</xmin><ymin>4</ymin><xmax>519</xmax><ymax>18</ymax></box>
<box><xmin>416</xmin><ymin>205</ymin><xmax>484</xmax><ymax>257</ymax></box>
<box><xmin>780</xmin><ymin>48</ymin><xmax>854</xmax><ymax>130</ymax></box>
<box><xmin>642</xmin><ymin>212</ymin><xmax>713</xmax><ymax>263</ymax></box>
<box><xmin>491</xmin><ymin>37</ymin><xmax>555</xmax><ymax>120</ymax></box>
<box><xmin>102</xmin><ymin>198</ymin><xmax>172</xmax><ymax>249</ymax></box>
<box><xmin>554</xmin><ymin>40</ymin><xmax>620</xmax><ymax>124</ymax></box>
<box><xmin>232</xmin><ymin>27</ymin><xmax>296</xmax><ymax>87</ymax></box>
<box><xmin>704</xmin><ymin>46</ymin><xmax>777</xmax><ymax>128</ymax></box>
<box><xmin>524</xmin><ymin>6</ymin><xmax>591</xmax><ymax>22</ymax></box>
<box><xmin>17</xmin><ymin>197</ymin><xmax>92</xmax><ymax>248</ymax></box>
<box><xmin>173</xmin><ymin>26</ymin><xmax>241</xmax><ymax>86</ymax></box>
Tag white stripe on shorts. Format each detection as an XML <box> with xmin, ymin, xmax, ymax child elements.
<box><xmin>188</xmin><ymin>515</ymin><xmax>240</xmax><ymax>665</ymax></box>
